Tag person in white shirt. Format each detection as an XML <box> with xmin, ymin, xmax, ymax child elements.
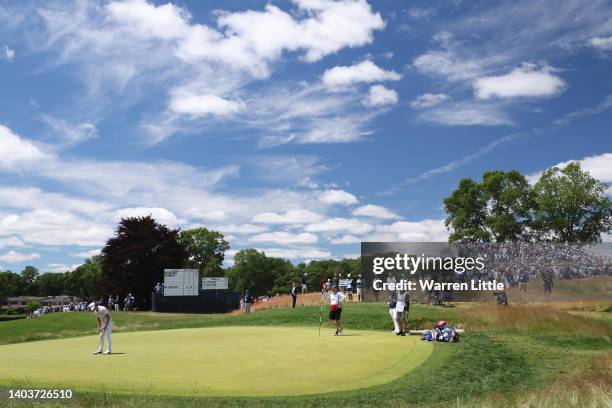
<box><xmin>327</xmin><ymin>286</ymin><xmax>347</xmax><ymax>336</ymax></box>
<box><xmin>89</xmin><ymin>302</ymin><xmax>112</xmax><ymax>355</ymax></box>
<box><xmin>395</xmin><ymin>290</ymin><xmax>409</xmax><ymax>336</ymax></box>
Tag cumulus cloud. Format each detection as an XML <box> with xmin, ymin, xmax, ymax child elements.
<box><xmin>169</xmin><ymin>93</ymin><xmax>244</xmax><ymax>117</ymax></box>
<box><xmin>527</xmin><ymin>153</ymin><xmax>612</xmax><ymax>189</ymax></box>
<box><xmin>419</xmin><ymin>102</ymin><xmax>512</xmax><ymax>126</ymax></box>
<box><xmin>252</xmin><ymin>210</ymin><xmax>323</xmax><ymax>224</ymax></box>
<box><xmin>113</xmin><ymin>207</ymin><xmax>185</xmax><ymax>227</ymax></box>
<box><xmin>375</xmin><ymin>219</ymin><xmax>449</xmax><ymax>241</ymax></box>
<box><xmin>0</xmin><ymin>250</ymin><xmax>41</xmax><ymax>263</ymax></box>
<box><xmin>410</xmin><ymin>93</ymin><xmax>449</xmax><ymax>108</ymax></box>
<box><xmin>318</xmin><ymin>189</ymin><xmax>359</xmax><ymax>206</ymax></box>
<box><xmin>322</xmin><ymin>60</ymin><xmax>400</xmax><ymax>89</ymax></box>
<box><xmin>352</xmin><ymin>204</ymin><xmax>400</xmax><ymax>219</ymax></box>
<box><xmin>0</xmin><ymin>125</ymin><xmax>49</xmax><ymax>170</ymax></box>
<box><xmin>363</xmin><ymin>85</ymin><xmax>398</xmax><ymax>107</ymax></box>
<box><xmin>256</xmin><ymin>247</ymin><xmax>331</xmax><ymax>260</ymax></box>
<box><xmin>247</xmin><ymin>231</ymin><xmax>318</xmax><ymax>245</ymax></box>
<box><xmin>474</xmin><ymin>64</ymin><xmax>566</xmax><ymax>99</ymax></box>
<box><xmin>305</xmin><ymin>218</ymin><xmax>373</xmax><ymax>234</ymax></box>
<box><xmin>0</xmin><ymin>237</ymin><xmax>25</xmax><ymax>249</ymax></box>
<box><xmin>70</xmin><ymin>249</ymin><xmax>101</xmax><ymax>259</ymax></box>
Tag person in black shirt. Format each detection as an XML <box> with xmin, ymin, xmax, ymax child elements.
<box><xmin>301</xmin><ymin>273</ymin><xmax>308</xmax><ymax>294</ymax></box>
<box><xmin>291</xmin><ymin>282</ymin><xmax>298</xmax><ymax>308</ymax></box>
<box><xmin>243</xmin><ymin>290</ymin><xmax>253</xmax><ymax>314</ymax></box>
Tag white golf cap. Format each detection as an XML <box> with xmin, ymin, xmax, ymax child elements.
<box><xmin>88</xmin><ymin>302</ymin><xmax>96</xmax><ymax>311</ymax></box>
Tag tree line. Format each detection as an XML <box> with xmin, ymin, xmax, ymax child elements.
<box><xmin>2</xmin><ymin>161</ymin><xmax>609</xmax><ymax>309</ymax></box>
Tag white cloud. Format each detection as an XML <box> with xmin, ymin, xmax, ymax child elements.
<box><xmin>2</xmin><ymin>45</ymin><xmax>15</xmax><ymax>60</ymax></box>
<box><xmin>45</xmin><ymin>263</ymin><xmax>82</xmax><ymax>273</ymax></box>
<box><xmin>218</xmin><ymin>224</ymin><xmax>269</xmax><ymax>235</ymax></box>
<box><xmin>589</xmin><ymin>36</ymin><xmax>612</xmax><ymax>50</ymax></box>
<box><xmin>113</xmin><ymin>207</ymin><xmax>185</xmax><ymax>227</ymax></box>
<box><xmin>169</xmin><ymin>93</ymin><xmax>243</xmax><ymax>117</ymax></box>
<box><xmin>352</xmin><ymin>204</ymin><xmax>400</xmax><ymax>219</ymax></box>
<box><xmin>375</xmin><ymin>219</ymin><xmax>449</xmax><ymax>241</ymax></box>
<box><xmin>410</xmin><ymin>93</ymin><xmax>449</xmax><ymax>108</ymax></box>
<box><xmin>330</xmin><ymin>235</ymin><xmax>361</xmax><ymax>244</ymax></box>
<box><xmin>322</xmin><ymin>60</ymin><xmax>400</xmax><ymax>89</ymax></box>
<box><xmin>0</xmin><ymin>125</ymin><xmax>49</xmax><ymax>170</ymax></box>
<box><xmin>70</xmin><ymin>249</ymin><xmax>100</xmax><ymax>259</ymax></box>
<box><xmin>318</xmin><ymin>189</ymin><xmax>359</xmax><ymax>206</ymax></box>
<box><xmin>257</xmin><ymin>247</ymin><xmax>331</xmax><ymax>260</ymax></box>
<box><xmin>0</xmin><ymin>250</ymin><xmax>41</xmax><ymax>263</ymax></box>
<box><xmin>252</xmin><ymin>210</ymin><xmax>323</xmax><ymax>224</ymax></box>
<box><xmin>420</xmin><ymin>102</ymin><xmax>512</xmax><ymax>126</ymax></box>
<box><xmin>305</xmin><ymin>218</ymin><xmax>373</xmax><ymax>234</ymax></box>
<box><xmin>247</xmin><ymin>231</ymin><xmax>318</xmax><ymax>245</ymax></box>
<box><xmin>527</xmin><ymin>153</ymin><xmax>612</xmax><ymax>189</ymax></box>
<box><xmin>39</xmin><ymin>115</ymin><xmax>97</xmax><ymax>146</ymax></box>
<box><xmin>474</xmin><ymin>64</ymin><xmax>566</xmax><ymax>99</ymax></box>
<box><xmin>363</xmin><ymin>85</ymin><xmax>398</xmax><ymax>107</ymax></box>
<box><xmin>0</xmin><ymin>237</ymin><xmax>25</xmax><ymax>249</ymax></box>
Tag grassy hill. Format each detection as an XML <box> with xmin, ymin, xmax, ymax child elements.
<box><xmin>0</xmin><ymin>301</ymin><xmax>610</xmax><ymax>407</ymax></box>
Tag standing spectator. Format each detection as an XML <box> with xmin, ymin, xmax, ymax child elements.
<box><xmin>346</xmin><ymin>274</ymin><xmax>353</xmax><ymax>302</ymax></box>
<box><xmin>114</xmin><ymin>295</ymin><xmax>120</xmax><ymax>311</ymax></box>
<box><xmin>154</xmin><ymin>282</ymin><xmax>163</xmax><ymax>294</ymax></box>
<box><xmin>243</xmin><ymin>290</ymin><xmax>252</xmax><ymax>314</ymax></box>
<box><xmin>388</xmin><ymin>290</ymin><xmax>399</xmax><ymax>334</ymax></box>
<box><xmin>356</xmin><ymin>275</ymin><xmax>364</xmax><ymax>303</ymax></box>
<box><xmin>107</xmin><ymin>295</ymin><xmax>114</xmax><ymax>310</ymax></box>
<box><xmin>291</xmin><ymin>282</ymin><xmax>298</xmax><ymax>308</ymax></box>
<box><xmin>395</xmin><ymin>290</ymin><xmax>409</xmax><ymax>336</ymax></box>
<box><xmin>301</xmin><ymin>273</ymin><xmax>308</xmax><ymax>294</ymax></box>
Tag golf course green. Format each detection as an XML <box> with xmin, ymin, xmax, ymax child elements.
<box><xmin>0</xmin><ymin>326</ymin><xmax>433</xmax><ymax>396</ymax></box>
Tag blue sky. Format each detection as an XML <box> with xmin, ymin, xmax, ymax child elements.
<box><xmin>0</xmin><ymin>0</ymin><xmax>611</xmax><ymax>273</ymax></box>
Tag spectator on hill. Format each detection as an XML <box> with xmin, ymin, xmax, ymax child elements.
<box><xmin>291</xmin><ymin>281</ymin><xmax>298</xmax><ymax>308</ymax></box>
<box><xmin>243</xmin><ymin>290</ymin><xmax>253</xmax><ymax>314</ymax></box>
<box><xmin>301</xmin><ymin>273</ymin><xmax>308</xmax><ymax>294</ymax></box>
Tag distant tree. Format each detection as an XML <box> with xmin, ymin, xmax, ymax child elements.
<box><xmin>178</xmin><ymin>228</ymin><xmax>229</xmax><ymax>277</ymax></box>
<box><xmin>101</xmin><ymin>216</ymin><xmax>188</xmax><ymax>309</ymax></box>
<box><xmin>35</xmin><ymin>272</ymin><xmax>65</xmax><ymax>296</ymax></box>
<box><xmin>533</xmin><ymin>162</ymin><xmax>612</xmax><ymax>244</ymax></box>
<box><xmin>226</xmin><ymin>249</ymin><xmax>293</xmax><ymax>296</ymax></box>
<box><xmin>26</xmin><ymin>301</ymin><xmax>42</xmax><ymax>313</ymax></box>
<box><xmin>444</xmin><ymin>178</ymin><xmax>490</xmax><ymax>242</ymax></box>
<box><xmin>64</xmin><ymin>257</ymin><xmax>102</xmax><ymax>299</ymax></box>
<box><xmin>20</xmin><ymin>266</ymin><xmax>39</xmax><ymax>295</ymax></box>
<box><xmin>0</xmin><ymin>271</ymin><xmax>23</xmax><ymax>303</ymax></box>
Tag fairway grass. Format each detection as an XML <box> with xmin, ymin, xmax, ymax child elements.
<box><xmin>0</xmin><ymin>326</ymin><xmax>433</xmax><ymax>396</ymax></box>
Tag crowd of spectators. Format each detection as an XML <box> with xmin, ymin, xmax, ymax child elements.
<box><xmin>459</xmin><ymin>242</ymin><xmax>612</xmax><ymax>286</ymax></box>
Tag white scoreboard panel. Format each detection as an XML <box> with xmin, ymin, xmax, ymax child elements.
<box><xmin>164</xmin><ymin>269</ymin><xmax>199</xmax><ymax>296</ymax></box>
<box><xmin>202</xmin><ymin>277</ymin><xmax>228</xmax><ymax>290</ymax></box>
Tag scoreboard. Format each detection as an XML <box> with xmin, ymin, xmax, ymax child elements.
<box><xmin>164</xmin><ymin>269</ymin><xmax>199</xmax><ymax>296</ymax></box>
<box><xmin>202</xmin><ymin>277</ymin><xmax>229</xmax><ymax>290</ymax></box>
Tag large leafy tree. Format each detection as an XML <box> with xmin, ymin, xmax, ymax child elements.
<box><xmin>101</xmin><ymin>216</ymin><xmax>188</xmax><ymax>309</ymax></box>
<box><xmin>533</xmin><ymin>162</ymin><xmax>612</xmax><ymax>244</ymax></box>
<box><xmin>445</xmin><ymin>171</ymin><xmax>535</xmax><ymax>242</ymax></box>
<box><xmin>226</xmin><ymin>249</ymin><xmax>293</xmax><ymax>296</ymax></box>
<box><xmin>178</xmin><ymin>227</ymin><xmax>229</xmax><ymax>277</ymax></box>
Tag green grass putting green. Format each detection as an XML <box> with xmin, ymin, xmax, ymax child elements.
<box><xmin>0</xmin><ymin>326</ymin><xmax>432</xmax><ymax>397</ymax></box>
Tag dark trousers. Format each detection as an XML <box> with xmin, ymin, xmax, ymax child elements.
<box><xmin>291</xmin><ymin>294</ymin><xmax>297</xmax><ymax>308</ymax></box>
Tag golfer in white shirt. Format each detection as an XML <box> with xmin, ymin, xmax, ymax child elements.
<box><xmin>327</xmin><ymin>286</ymin><xmax>347</xmax><ymax>336</ymax></box>
<box><xmin>90</xmin><ymin>302</ymin><xmax>112</xmax><ymax>355</ymax></box>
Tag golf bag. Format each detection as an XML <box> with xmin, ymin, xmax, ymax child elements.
<box><xmin>421</xmin><ymin>322</ymin><xmax>459</xmax><ymax>342</ymax></box>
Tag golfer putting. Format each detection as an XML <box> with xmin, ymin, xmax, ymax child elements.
<box><xmin>326</xmin><ymin>285</ymin><xmax>347</xmax><ymax>336</ymax></box>
<box><xmin>89</xmin><ymin>301</ymin><xmax>112</xmax><ymax>355</ymax></box>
